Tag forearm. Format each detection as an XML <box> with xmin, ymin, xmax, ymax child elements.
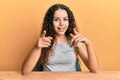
<box><xmin>86</xmin><ymin>42</ymin><xmax>99</xmax><ymax>72</ymax></box>
<box><xmin>22</xmin><ymin>47</ymin><xmax>41</xmax><ymax>75</ymax></box>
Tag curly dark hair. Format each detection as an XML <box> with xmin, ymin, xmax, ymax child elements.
<box><xmin>38</xmin><ymin>4</ymin><xmax>77</xmax><ymax>65</ymax></box>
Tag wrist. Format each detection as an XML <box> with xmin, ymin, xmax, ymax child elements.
<box><xmin>35</xmin><ymin>44</ymin><xmax>42</xmax><ymax>50</ymax></box>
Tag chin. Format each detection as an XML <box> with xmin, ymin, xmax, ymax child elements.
<box><xmin>57</xmin><ymin>32</ymin><xmax>66</xmax><ymax>35</ymax></box>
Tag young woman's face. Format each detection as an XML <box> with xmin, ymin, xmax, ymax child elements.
<box><xmin>53</xmin><ymin>9</ymin><xmax>69</xmax><ymax>36</ymax></box>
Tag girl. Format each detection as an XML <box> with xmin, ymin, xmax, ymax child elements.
<box><xmin>22</xmin><ymin>4</ymin><xmax>98</xmax><ymax>75</ymax></box>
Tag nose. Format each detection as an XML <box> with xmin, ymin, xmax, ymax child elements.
<box><xmin>59</xmin><ymin>19</ymin><xmax>64</xmax><ymax>26</ymax></box>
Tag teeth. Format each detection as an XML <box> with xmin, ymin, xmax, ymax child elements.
<box><xmin>58</xmin><ymin>28</ymin><xmax>65</xmax><ymax>31</ymax></box>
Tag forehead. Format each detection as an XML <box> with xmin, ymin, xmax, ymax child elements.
<box><xmin>53</xmin><ymin>9</ymin><xmax>68</xmax><ymax>17</ymax></box>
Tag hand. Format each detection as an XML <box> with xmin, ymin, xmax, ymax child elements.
<box><xmin>70</xmin><ymin>28</ymin><xmax>91</xmax><ymax>47</ymax></box>
<box><xmin>36</xmin><ymin>31</ymin><xmax>52</xmax><ymax>48</ymax></box>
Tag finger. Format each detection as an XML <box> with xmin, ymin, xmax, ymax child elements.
<box><xmin>70</xmin><ymin>33</ymin><xmax>74</xmax><ymax>38</ymax></box>
<box><xmin>73</xmin><ymin>28</ymin><xmax>79</xmax><ymax>35</ymax></box>
<box><xmin>39</xmin><ymin>37</ymin><xmax>51</xmax><ymax>45</ymax></box>
<box><xmin>42</xmin><ymin>30</ymin><xmax>46</xmax><ymax>37</ymax></box>
<box><xmin>70</xmin><ymin>33</ymin><xmax>75</xmax><ymax>45</ymax></box>
<box><xmin>38</xmin><ymin>42</ymin><xmax>51</xmax><ymax>48</ymax></box>
<box><xmin>74</xmin><ymin>36</ymin><xmax>83</xmax><ymax>47</ymax></box>
<box><xmin>42</xmin><ymin>42</ymin><xmax>51</xmax><ymax>46</ymax></box>
<box><xmin>42</xmin><ymin>37</ymin><xmax>52</xmax><ymax>43</ymax></box>
<box><xmin>74</xmin><ymin>35</ymin><xmax>83</xmax><ymax>45</ymax></box>
<box><xmin>39</xmin><ymin>44</ymin><xmax>49</xmax><ymax>48</ymax></box>
<box><xmin>47</xmin><ymin>36</ymin><xmax>53</xmax><ymax>40</ymax></box>
<box><xmin>42</xmin><ymin>36</ymin><xmax>52</xmax><ymax>43</ymax></box>
<box><xmin>70</xmin><ymin>34</ymin><xmax>80</xmax><ymax>45</ymax></box>
<box><xmin>38</xmin><ymin>37</ymin><xmax>51</xmax><ymax>46</ymax></box>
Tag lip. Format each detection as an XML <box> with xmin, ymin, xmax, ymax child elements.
<box><xmin>57</xmin><ymin>27</ymin><xmax>66</xmax><ymax>32</ymax></box>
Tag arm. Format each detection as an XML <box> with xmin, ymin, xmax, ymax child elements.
<box><xmin>22</xmin><ymin>31</ymin><xmax>52</xmax><ymax>75</ymax></box>
<box><xmin>70</xmin><ymin>28</ymin><xmax>99</xmax><ymax>73</ymax></box>
<box><xmin>22</xmin><ymin>47</ymin><xmax>41</xmax><ymax>75</ymax></box>
<box><xmin>77</xmin><ymin>42</ymin><xmax>99</xmax><ymax>73</ymax></box>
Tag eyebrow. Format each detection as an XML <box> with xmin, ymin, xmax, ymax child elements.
<box><xmin>53</xmin><ymin>16</ymin><xmax>68</xmax><ymax>18</ymax></box>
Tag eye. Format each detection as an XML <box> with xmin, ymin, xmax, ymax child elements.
<box><xmin>64</xmin><ymin>18</ymin><xmax>68</xmax><ymax>21</ymax></box>
<box><xmin>53</xmin><ymin>18</ymin><xmax>59</xmax><ymax>21</ymax></box>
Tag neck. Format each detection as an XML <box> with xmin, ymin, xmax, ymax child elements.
<box><xmin>55</xmin><ymin>35</ymin><xmax>67</xmax><ymax>44</ymax></box>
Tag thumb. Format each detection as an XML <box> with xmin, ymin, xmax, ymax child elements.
<box><xmin>73</xmin><ymin>28</ymin><xmax>79</xmax><ymax>35</ymax></box>
<box><xmin>42</xmin><ymin>30</ymin><xmax>46</xmax><ymax>37</ymax></box>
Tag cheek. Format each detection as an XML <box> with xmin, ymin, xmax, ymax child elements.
<box><xmin>66</xmin><ymin>22</ymin><xmax>69</xmax><ymax>27</ymax></box>
<box><xmin>53</xmin><ymin>22</ymin><xmax>59</xmax><ymax>28</ymax></box>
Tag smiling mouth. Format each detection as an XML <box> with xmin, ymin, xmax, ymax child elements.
<box><xmin>58</xmin><ymin>27</ymin><xmax>66</xmax><ymax>32</ymax></box>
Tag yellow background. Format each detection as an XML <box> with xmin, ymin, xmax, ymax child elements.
<box><xmin>0</xmin><ymin>0</ymin><xmax>120</xmax><ymax>71</ymax></box>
